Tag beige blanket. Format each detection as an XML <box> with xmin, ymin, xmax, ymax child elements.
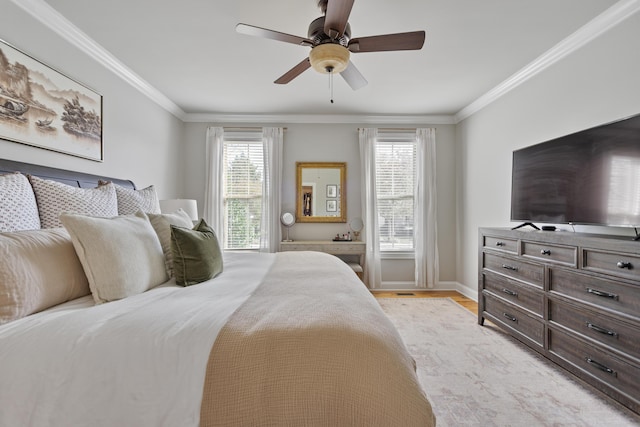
<box><xmin>200</xmin><ymin>251</ymin><xmax>436</xmax><ymax>426</ymax></box>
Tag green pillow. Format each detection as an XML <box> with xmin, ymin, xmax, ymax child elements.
<box><xmin>171</xmin><ymin>219</ymin><xmax>223</xmax><ymax>286</ymax></box>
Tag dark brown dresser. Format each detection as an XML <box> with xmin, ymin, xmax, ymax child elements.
<box><xmin>478</xmin><ymin>227</ymin><xmax>640</xmax><ymax>414</ymax></box>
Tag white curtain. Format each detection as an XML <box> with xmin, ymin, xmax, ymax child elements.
<box><xmin>414</xmin><ymin>128</ymin><xmax>439</xmax><ymax>288</ymax></box>
<box><xmin>260</xmin><ymin>127</ymin><xmax>284</xmax><ymax>252</ymax></box>
<box><xmin>359</xmin><ymin>128</ymin><xmax>382</xmax><ymax>289</ymax></box>
<box><xmin>204</xmin><ymin>126</ymin><xmax>225</xmax><ymax>244</ymax></box>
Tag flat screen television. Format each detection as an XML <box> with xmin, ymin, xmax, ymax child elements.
<box><xmin>511</xmin><ymin>113</ymin><xmax>640</xmax><ymax>229</ymax></box>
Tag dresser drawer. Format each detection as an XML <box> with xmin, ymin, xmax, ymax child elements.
<box><xmin>483</xmin><ymin>253</ymin><xmax>544</xmax><ymax>288</ymax></box>
<box><xmin>323</xmin><ymin>244</ymin><xmax>365</xmax><ymax>254</ymax></box>
<box><xmin>482</xmin><ymin>271</ymin><xmax>544</xmax><ymax>316</ymax></box>
<box><xmin>483</xmin><ymin>294</ymin><xmax>544</xmax><ymax>347</ymax></box>
<box><xmin>549</xmin><ymin>299</ymin><xmax>640</xmax><ymax>360</ymax></box>
<box><xmin>483</xmin><ymin>235</ymin><xmax>518</xmax><ymax>255</ymax></box>
<box><xmin>583</xmin><ymin>248</ymin><xmax>640</xmax><ymax>282</ymax></box>
<box><xmin>280</xmin><ymin>242</ymin><xmax>364</xmax><ymax>255</ymax></box>
<box><xmin>549</xmin><ymin>328</ymin><xmax>640</xmax><ymax>406</ymax></box>
<box><xmin>280</xmin><ymin>244</ymin><xmax>322</xmax><ymax>252</ymax></box>
<box><xmin>549</xmin><ymin>268</ymin><xmax>640</xmax><ymax>319</ymax></box>
<box><xmin>522</xmin><ymin>241</ymin><xmax>577</xmax><ymax>267</ymax></box>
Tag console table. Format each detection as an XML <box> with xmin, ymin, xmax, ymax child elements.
<box><xmin>478</xmin><ymin>227</ymin><xmax>640</xmax><ymax>414</ymax></box>
<box><xmin>279</xmin><ymin>240</ymin><xmax>366</xmax><ymax>280</ymax></box>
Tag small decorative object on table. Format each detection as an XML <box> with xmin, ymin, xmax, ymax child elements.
<box><xmin>333</xmin><ymin>232</ymin><xmax>352</xmax><ymax>242</ymax></box>
<box><xmin>280</xmin><ymin>212</ymin><xmax>295</xmax><ymax>242</ymax></box>
<box><xmin>349</xmin><ymin>218</ymin><xmax>364</xmax><ymax>241</ymax></box>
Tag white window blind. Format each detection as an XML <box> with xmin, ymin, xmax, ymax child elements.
<box><xmin>375</xmin><ymin>137</ymin><xmax>416</xmax><ymax>251</ymax></box>
<box><xmin>223</xmin><ymin>137</ymin><xmax>264</xmax><ymax>250</ymax></box>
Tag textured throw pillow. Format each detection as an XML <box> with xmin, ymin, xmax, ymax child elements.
<box><xmin>0</xmin><ymin>173</ymin><xmax>41</xmax><ymax>232</ymax></box>
<box><xmin>60</xmin><ymin>211</ymin><xmax>168</xmax><ymax>304</ymax></box>
<box><xmin>100</xmin><ymin>181</ymin><xmax>161</xmax><ymax>215</ymax></box>
<box><xmin>171</xmin><ymin>219</ymin><xmax>223</xmax><ymax>286</ymax></box>
<box><xmin>29</xmin><ymin>175</ymin><xmax>118</xmax><ymax>228</ymax></box>
<box><xmin>147</xmin><ymin>209</ymin><xmax>195</xmax><ymax>277</ymax></box>
<box><xmin>0</xmin><ymin>228</ymin><xmax>90</xmax><ymax>324</ymax></box>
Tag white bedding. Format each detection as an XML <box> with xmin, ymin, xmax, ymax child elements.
<box><xmin>0</xmin><ymin>252</ymin><xmax>275</xmax><ymax>427</ymax></box>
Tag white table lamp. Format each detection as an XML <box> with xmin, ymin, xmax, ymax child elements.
<box><xmin>159</xmin><ymin>199</ymin><xmax>199</xmax><ymax>221</ymax></box>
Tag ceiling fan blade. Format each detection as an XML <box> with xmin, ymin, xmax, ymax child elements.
<box><xmin>324</xmin><ymin>0</ymin><xmax>355</xmax><ymax>39</ymax></box>
<box><xmin>340</xmin><ymin>61</ymin><xmax>367</xmax><ymax>90</ymax></box>
<box><xmin>275</xmin><ymin>58</ymin><xmax>311</xmax><ymax>84</ymax></box>
<box><xmin>349</xmin><ymin>31</ymin><xmax>426</xmax><ymax>52</ymax></box>
<box><xmin>236</xmin><ymin>23</ymin><xmax>313</xmax><ymax>46</ymax></box>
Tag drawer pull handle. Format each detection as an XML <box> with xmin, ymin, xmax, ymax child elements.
<box><xmin>502</xmin><ymin>288</ymin><xmax>518</xmax><ymax>297</ymax></box>
<box><xmin>502</xmin><ymin>264</ymin><xmax>519</xmax><ymax>271</ymax></box>
<box><xmin>540</xmin><ymin>249</ymin><xmax>551</xmax><ymax>255</ymax></box>
<box><xmin>616</xmin><ymin>261</ymin><xmax>632</xmax><ymax>269</ymax></box>
<box><xmin>585</xmin><ymin>357</ymin><xmax>617</xmax><ymax>377</ymax></box>
<box><xmin>503</xmin><ymin>313</ymin><xmax>517</xmax><ymax>322</ymax></box>
<box><xmin>496</xmin><ymin>241</ymin><xmax>505</xmax><ymax>247</ymax></box>
<box><xmin>586</xmin><ymin>288</ymin><xmax>619</xmax><ymax>300</ymax></box>
<box><xmin>586</xmin><ymin>322</ymin><xmax>618</xmax><ymax>337</ymax></box>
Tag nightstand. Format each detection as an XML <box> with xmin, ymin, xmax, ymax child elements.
<box><xmin>279</xmin><ymin>240</ymin><xmax>365</xmax><ymax>280</ymax></box>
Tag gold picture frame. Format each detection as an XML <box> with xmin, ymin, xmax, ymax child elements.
<box><xmin>296</xmin><ymin>162</ymin><xmax>346</xmax><ymax>223</ymax></box>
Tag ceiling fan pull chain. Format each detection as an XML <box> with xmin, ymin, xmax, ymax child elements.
<box><xmin>330</xmin><ymin>71</ymin><xmax>334</xmax><ymax>104</ymax></box>
<box><xmin>329</xmin><ymin>66</ymin><xmax>334</xmax><ymax>104</ymax></box>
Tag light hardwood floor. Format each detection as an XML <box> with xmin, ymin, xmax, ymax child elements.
<box><xmin>371</xmin><ymin>290</ymin><xmax>478</xmax><ymax>315</ymax></box>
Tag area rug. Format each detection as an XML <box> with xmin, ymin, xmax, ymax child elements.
<box><xmin>377</xmin><ymin>298</ymin><xmax>640</xmax><ymax>427</ymax></box>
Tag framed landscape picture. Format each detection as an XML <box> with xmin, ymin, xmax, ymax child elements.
<box><xmin>0</xmin><ymin>38</ymin><xmax>103</xmax><ymax>161</ymax></box>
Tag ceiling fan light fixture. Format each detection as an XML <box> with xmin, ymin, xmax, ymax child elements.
<box><xmin>309</xmin><ymin>43</ymin><xmax>350</xmax><ymax>74</ymax></box>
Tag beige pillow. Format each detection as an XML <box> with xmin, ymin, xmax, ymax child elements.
<box><xmin>60</xmin><ymin>211</ymin><xmax>168</xmax><ymax>304</ymax></box>
<box><xmin>116</xmin><ymin>184</ymin><xmax>161</xmax><ymax>215</ymax></box>
<box><xmin>0</xmin><ymin>228</ymin><xmax>90</xmax><ymax>324</ymax></box>
<box><xmin>147</xmin><ymin>209</ymin><xmax>194</xmax><ymax>277</ymax></box>
<box><xmin>100</xmin><ymin>181</ymin><xmax>161</xmax><ymax>215</ymax></box>
<box><xmin>29</xmin><ymin>175</ymin><xmax>118</xmax><ymax>228</ymax></box>
<box><xmin>0</xmin><ymin>172</ymin><xmax>41</xmax><ymax>232</ymax></box>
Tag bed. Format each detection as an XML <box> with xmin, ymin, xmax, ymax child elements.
<box><xmin>0</xmin><ymin>159</ymin><xmax>435</xmax><ymax>426</ymax></box>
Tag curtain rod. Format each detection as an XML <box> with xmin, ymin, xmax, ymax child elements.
<box><xmin>223</xmin><ymin>126</ymin><xmax>287</xmax><ymax>132</ymax></box>
<box><xmin>358</xmin><ymin>127</ymin><xmax>417</xmax><ymax>132</ymax></box>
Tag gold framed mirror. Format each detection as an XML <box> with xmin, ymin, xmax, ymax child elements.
<box><xmin>296</xmin><ymin>162</ymin><xmax>346</xmax><ymax>223</ymax></box>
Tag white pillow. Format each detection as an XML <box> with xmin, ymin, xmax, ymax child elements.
<box><xmin>60</xmin><ymin>211</ymin><xmax>168</xmax><ymax>304</ymax></box>
<box><xmin>29</xmin><ymin>175</ymin><xmax>118</xmax><ymax>228</ymax></box>
<box><xmin>147</xmin><ymin>209</ymin><xmax>194</xmax><ymax>277</ymax></box>
<box><xmin>112</xmin><ymin>183</ymin><xmax>161</xmax><ymax>215</ymax></box>
<box><xmin>0</xmin><ymin>173</ymin><xmax>41</xmax><ymax>232</ymax></box>
<box><xmin>0</xmin><ymin>228</ymin><xmax>90</xmax><ymax>324</ymax></box>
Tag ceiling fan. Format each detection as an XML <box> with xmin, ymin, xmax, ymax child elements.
<box><xmin>236</xmin><ymin>0</ymin><xmax>426</xmax><ymax>92</ymax></box>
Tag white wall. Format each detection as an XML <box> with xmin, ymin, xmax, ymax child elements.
<box><xmin>0</xmin><ymin>1</ymin><xmax>184</xmax><ymax>197</ymax></box>
<box><xmin>183</xmin><ymin>121</ymin><xmax>458</xmax><ymax>286</ymax></box>
<box><xmin>456</xmin><ymin>12</ymin><xmax>640</xmax><ymax>298</ymax></box>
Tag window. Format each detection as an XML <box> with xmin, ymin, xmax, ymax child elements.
<box><xmin>375</xmin><ymin>134</ymin><xmax>416</xmax><ymax>251</ymax></box>
<box><xmin>222</xmin><ymin>134</ymin><xmax>263</xmax><ymax>250</ymax></box>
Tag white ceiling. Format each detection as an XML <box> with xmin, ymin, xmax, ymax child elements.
<box><xmin>31</xmin><ymin>0</ymin><xmax>627</xmax><ymax>120</ymax></box>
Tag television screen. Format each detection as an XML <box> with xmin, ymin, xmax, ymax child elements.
<box><xmin>511</xmin><ymin>114</ymin><xmax>640</xmax><ymax>227</ymax></box>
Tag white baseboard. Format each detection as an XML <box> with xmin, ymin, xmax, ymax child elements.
<box><xmin>377</xmin><ymin>280</ymin><xmax>478</xmax><ymax>302</ymax></box>
<box><xmin>449</xmin><ymin>282</ymin><xmax>478</xmax><ymax>302</ymax></box>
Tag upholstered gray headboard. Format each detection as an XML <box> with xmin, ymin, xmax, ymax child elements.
<box><xmin>0</xmin><ymin>159</ymin><xmax>135</xmax><ymax>189</ymax></box>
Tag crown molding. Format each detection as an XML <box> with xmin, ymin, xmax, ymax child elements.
<box><xmin>10</xmin><ymin>0</ymin><xmax>187</xmax><ymax>121</ymax></box>
<box><xmin>182</xmin><ymin>113</ymin><xmax>457</xmax><ymax>124</ymax></box>
<box><xmin>454</xmin><ymin>0</ymin><xmax>640</xmax><ymax>123</ymax></box>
